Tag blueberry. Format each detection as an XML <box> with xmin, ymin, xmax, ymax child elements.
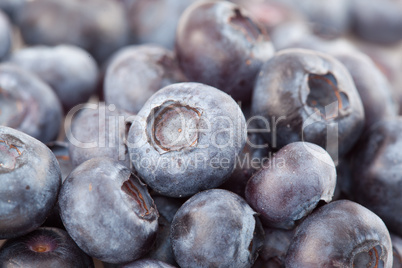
<box><xmin>0</xmin><ymin>63</ymin><xmax>63</xmax><ymax>143</ymax></box>
<box><xmin>127</xmin><ymin>82</ymin><xmax>247</xmax><ymax>197</ymax></box>
<box><xmin>263</xmin><ymin>33</ymin><xmax>398</xmax><ymax>132</ymax></box>
<box><xmin>252</xmin><ymin>48</ymin><xmax>364</xmax><ymax>158</ymax></box>
<box><xmin>175</xmin><ymin>0</ymin><xmax>275</xmax><ymax>103</ymax></box>
<box><xmin>351</xmin><ymin>0</ymin><xmax>402</xmax><ymax>44</ymax></box>
<box><xmin>0</xmin><ymin>227</ymin><xmax>94</xmax><ymax>268</ymax></box>
<box><xmin>170</xmin><ymin>189</ymin><xmax>263</xmax><ymax>268</ymax></box>
<box><xmin>104</xmin><ymin>44</ymin><xmax>186</xmax><ymax>114</ymax></box>
<box><xmin>0</xmin><ymin>126</ymin><xmax>61</xmax><ymax>239</ymax></box>
<box><xmin>122</xmin><ymin>0</ymin><xmax>198</xmax><ymax>49</ymax></box>
<box><xmin>17</xmin><ymin>0</ymin><xmax>128</xmax><ymax>63</ymax></box>
<box><xmin>232</xmin><ymin>0</ymin><xmax>304</xmax><ymax>35</ymax></box>
<box><xmin>58</xmin><ymin>157</ymin><xmax>158</xmax><ymax>264</ymax></box>
<box><xmin>285</xmin><ymin>200</ymin><xmax>393</xmax><ymax>267</ymax></box>
<box><xmin>67</xmin><ymin>103</ymin><xmax>132</xmax><ymax>168</ymax></box>
<box><xmin>121</xmin><ymin>259</ymin><xmax>176</xmax><ymax>268</ymax></box>
<box><xmin>280</xmin><ymin>0</ymin><xmax>351</xmax><ymax>39</ymax></box>
<box><xmin>360</xmin><ymin>47</ymin><xmax>402</xmax><ymax>115</ymax></box>
<box><xmin>269</xmin><ymin>21</ymin><xmax>313</xmax><ymax>51</ymax></box>
<box><xmin>332</xmin><ymin>51</ymin><xmax>398</xmax><ymax>131</ymax></box>
<box><xmin>9</xmin><ymin>45</ymin><xmax>99</xmax><ymax>112</ymax></box>
<box><xmin>0</xmin><ymin>0</ymin><xmax>25</xmax><ymax>23</ymax></box>
<box><xmin>351</xmin><ymin>118</ymin><xmax>402</xmax><ymax>236</ymax></box>
<box><xmin>0</xmin><ymin>10</ymin><xmax>11</xmax><ymax>61</ymax></box>
<box><xmin>245</xmin><ymin>142</ymin><xmax>336</xmax><ymax>229</ymax></box>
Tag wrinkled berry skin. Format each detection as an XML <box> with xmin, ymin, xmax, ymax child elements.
<box><xmin>104</xmin><ymin>45</ymin><xmax>186</xmax><ymax>114</ymax></box>
<box><xmin>0</xmin><ymin>126</ymin><xmax>61</xmax><ymax>239</ymax></box>
<box><xmin>176</xmin><ymin>0</ymin><xmax>274</xmax><ymax>103</ymax></box>
<box><xmin>17</xmin><ymin>0</ymin><xmax>128</xmax><ymax>63</ymax></box>
<box><xmin>121</xmin><ymin>259</ymin><xmax>176</xmax><ymax>268</ymax></box>
<box><xmin>252</xmin><ymin>48</ymin><xmax>364</xmax><ymax>158</ymax></box>
<box><xmin>285</xmin><ymin>200</ymin><xmax>393</xmax><ymax>267</ymax></box>
<box><xmin>10</xmin><ymin>45</ymin><xmax>99</xmax><ymax>112</ymax></box>
<box><xmin>67</xmin><ymin>104</ymin><xmax>131</xmax><ymax>168</ymax></box>
<box><xmin>246</xmin><ymin>142</ymin><xmax>336</xmax><ymax>229</ymax></box>
<box><xmin>0</xmin><ymin>64</ymin><xmax>63</xmax><ymax>143</ymax></box>
<box><xmin>352</xmin><ymin>118</ymin><xmax>402</xmax><ymax>236</ymax></box>
<box><xmin>59</xmin><ymin>158</ymin><xmax>158</xmax><ymax>264</ymax></box>
<box><xmin>171</xmin><ymin>189</ymin><xmax>263</xmax><ymax>268</ymax></box>
<box><xmin>0</xmin><ymin>227</ymin><xmax>94</xmax><ymax>268</ymax></box>
<box><xmin>128</xmin><ymin>82</ymin><xmax>247</xmax><ymax>198</ymax></box>
<box><xmin>0</xmin><ymin>10</ymin><xmax>11</xmax><ymax>61</ymax></box>
<box><xmin>123</xmin><ymin>0</ymin><xmax>198</xmax><ymax>49</ymax></box>
<box><xmin>351</xmin><ymin>0</ymin><xmax>402</xmax><ymax>44</ymax></box>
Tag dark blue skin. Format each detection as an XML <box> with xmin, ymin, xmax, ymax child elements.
<box><xmin>127</xmin><ymin>82</ymin><xmax>247</xmax><ymax>198</ymax></box>
<box><xmin>245</xmin><ymin>142</ymin><xmax>336</xmax><ymax>229</ymax></box>
<box><xmin>352</xmin><ymin>118</ymin><xmax>402</xmax><ymax>237</ymax></box>
<box><xmin>104</xmin><ymin>44</ymin><xmax>187</xmax><ymax>114</ymax></box>
<box><xmin>0</xmin><ymin>227</ymin><xmax>94</xmax><ymax>268</ymax></box>
<box><xmin>9</xmin><ymin>45</ymin><xmax>99</xmax><ymax>113</ymax></box>
<box><xmin>67</xmin><ymin>104</ymin><xmax>132</xmax><ymax>168</ymax></box>
<box><xmin>269</xmin><ymin>35</ymin><xmax>398</xmax><ymax>132</ymax></box>
<box><xmin>0</xmin><ymin>64</ymin><xmax>63</xmax><ymax>143</ymax></box>
<box><xmin>333</xmin><ymin>158</ymin><xmax>353</xmax><ymax>200</ymax></box>
<box><xmin>253</xmin><ymin>227</ymin><xmax>294</xmax><ymax>268</ymax></box>
<box><xmin>171</xmin><ymin>189</ymin><xmax>263</xmax><ymax>268</ymax></box>
<box><xmin>42</xmin><ymin>141</ymin><xmax>73</xmax><ymax>229</ymax></box>
<box><xmin>176</xmin><ymin>0</ymin><xmax>275</xmax><ymax>103</ymax></box>
<box><xmin>58</xmin><ymin>157</ymin><xmax>159</xmax><ymax>264</ymax></box>
<box><xmin>285</xmin><ymin>200</ymin><xmax>393</xmax><ymax>267</ymax></box>
<box><xmin>121</xmin><ymin>0</ymin><xmax>198</xmax><ymax>49</ymax></box>
<box><xmin>231</xmin><ymin>0</ymin><xmax>304</xmax><ymax>35</ymax></box>
<box><xmin>47</xmin><ymin>141</ymin><xmax>73</xmax><ymax>183</ymax></box>
<box><xmin>0</xmin><ymin>0</ymin><xmax>26</xmax><ymax>23</ymax></box>
<box><xmin>279</xmin><ymin>0</ymin><xmax>351</xmax><ymax>39</ymax></box>
<box><xmin>121</xmin><ymin>259</ymin><xmax>176</xmax><ymax>268</ymax></box>
<box><xmin>0</xmin><ymin>126</ymin><xmax>61</xmax><ymax>239</ymax></box>
<box><xmin>252</xmin><ymin>48</ymin><xmax>365</xmax><ymax>158</ymax></box>
<box><xmin>0</xmin><ymin>10</ymin><xmax>11</xmax><ymax>61</ymax></box>
<box><xmin>220</xmin><ymin>131</ymin><xmax>270</xmax><ymax>198</ymax></box>
<box><xmin>333</xmin><ymin>52</ymin><xmax>398</xmax><ymax>131</ymax></box>
<box><xmin>351</xmin><ymin>0</ymin><xmax>402</xmax><ymax>44</ymax></box>
<box><xmin>145</xmin><ymin>196</ymin><xmax>182</xmax><ymax>265</ymax></box>
<box><xmin>17</xmin><ymin>0</ymin><xmax>128</xmax><ymax>63</ymax></box>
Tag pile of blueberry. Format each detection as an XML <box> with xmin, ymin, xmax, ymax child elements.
<box><xmin>1</xmin><ymin>0</ymin><xmax>402</xmax><ymax>267</ymax></box>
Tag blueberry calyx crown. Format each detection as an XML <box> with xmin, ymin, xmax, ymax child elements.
<box><xmin>147</xmin><ymin>100</ymin><xmax>202</xmax><ymax>154</ymax></box>
<box><xmin>304</xmin><ymin>72</ymin><xmax>350</xmax><ymax>120</ymax></box>
<box><xmin>0</xmin><ymin>136</ymin><xmax>25</xmax><ymax>172</ymax></box>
